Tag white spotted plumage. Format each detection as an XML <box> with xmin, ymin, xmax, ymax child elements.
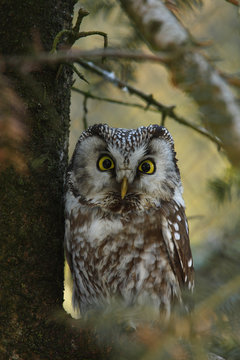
<box><xmin>65</xmin><ymin>124</ymin><xmax>194</xmax><ymax>317</ymax></box>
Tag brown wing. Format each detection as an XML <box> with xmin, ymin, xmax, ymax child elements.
<box><xmin>161</xmin><ymin>200</ymin><xmax>194</xmax><ymax>291</ymax></box>
<box><xmin>64</xmin><ymin>210</ymin><xmax>74</xmax><ymax>274</ymax></box>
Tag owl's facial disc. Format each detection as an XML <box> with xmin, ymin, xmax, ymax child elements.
<box><xmin>71</xmin><ymin>129</ymin><xmax>180</xmax><ymax>204</ymax></box>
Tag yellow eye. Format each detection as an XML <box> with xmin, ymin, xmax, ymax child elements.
<box><xmin>97</xmin><ymin>155</ymin><xmax>115</xmax><ymax>171</ymax></box>
<box><xmin>138</xmin><ymin>159</ymin><xmax>155</xmax><ymax>174</ymax></box>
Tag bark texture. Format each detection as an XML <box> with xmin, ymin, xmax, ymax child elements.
<box><xmin>119</xmin><ymin>0</ymin><xmax>240</xmax><ymax>166</ymax></box>
<box><xmin>0</xmin><ymin>1</ymin><xmax>103</xmax><ymax>359</ymax></box>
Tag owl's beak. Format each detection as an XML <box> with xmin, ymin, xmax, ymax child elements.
<box><xmin>121</xmin><ymin>176</ymin><xmax>128</xmax><ymax>199</ymax></box>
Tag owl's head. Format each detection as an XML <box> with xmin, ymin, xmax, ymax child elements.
<box><xmin>68</xmin><ymin>124</ymin><xmax>183</xmax><ymax>209</ymax></box>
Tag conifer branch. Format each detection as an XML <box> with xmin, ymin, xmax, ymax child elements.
<box><xmin>119</xmin><ymin>0</ymin><xmax>240</xmax><ymax>165</ymax></box>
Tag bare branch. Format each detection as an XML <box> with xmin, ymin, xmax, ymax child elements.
<box><xmin>220</xmin><ymin>71</ymin><xmax>240</xmax><ymax>88</ymax></box>
<box><xmin>73</xmin><ymin>63</ymin><xmax>222</xmax><ymax>147</ymax></box>
<box><xmin>3</xmin><ymin>48</ymin><xmax>170</xmax><ymax>71</ymax></box>
<box><xmin>82</xmin><ymin>95</ymin><xmax>88</xmax><ymax>130</ymax></box>
<box><xmin>119</xmin><ymin>0</ymin><xmax>240</xmax><ymax>166</ymax></box>
<box><xmin>63</xmin><ymin>63</ymin><xmax>89</xmax><ymax>84</ymax></box>
<box><xmin>225</xmin><ymin>0</ymin><xmax>240</xmax><ymax>6</ymax></box>
<box><xmin>1</xmin><ymin>46</ymin><xmax>224</xmax><ymax>149</ymax></box>
<box><xmin>72</xmin><ymin>7</ymin><xmax>90</xmax><ymax>34</ymax></box>
<box><xmin>76</xmin><ymin>59</ymin><xmax>169</xmax><ymax>112</ymax></box>
<box><xmin>72</xmin><ymin>87</ymin><xmax>156</xmax><ymax>110</ymax></box>
<box><xmin>75</xmin><ymin>31</ymin><xmax>108</xmax><ymax>48</ymax></box>
<box><xmin>50</xmin><ymin>7</ymin><xmax>90</xmax><ymax>52</ymax></box>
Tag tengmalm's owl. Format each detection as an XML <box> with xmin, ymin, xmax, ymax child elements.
<box><xmin>65</xmin><ymin>124</ymin><xmax>194</xmax><ymax>317</ymax></box>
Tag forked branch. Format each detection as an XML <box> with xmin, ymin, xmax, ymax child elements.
<box><xmin>74</xmin><ymin>60</ymin><xmax>222</xmax><ymax>147</ymax></box>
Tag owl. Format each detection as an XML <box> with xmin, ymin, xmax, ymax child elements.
<box><xmin>64</xmin><ymin>124</ymin><xmax>194</xmax><ymax>318</ymax></box>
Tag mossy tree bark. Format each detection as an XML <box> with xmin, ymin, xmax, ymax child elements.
<box><xmin>0</xmin><ymin>1</ymin><xmax>103</xmax><ymax>359</ymax></box>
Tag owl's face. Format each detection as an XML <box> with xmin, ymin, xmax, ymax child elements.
<box><xmin>68</xmin><ymin>124</ymin><xmax>182</xmax><ymax>208</ymax></box>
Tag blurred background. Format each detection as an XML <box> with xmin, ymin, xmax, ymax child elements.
<box><xmin>64</xmin><ymin>1</ymin><xmax>240</xmax><ymax>358</ymax></box>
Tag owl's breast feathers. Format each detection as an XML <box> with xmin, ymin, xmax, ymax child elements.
<box><xmin>65</xmin><ymin>193</ymin><xmax>194</xmax><ymax>315</ymax></box>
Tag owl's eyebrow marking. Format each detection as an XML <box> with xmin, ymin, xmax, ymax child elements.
<box><xmin>94</xmin><ymin>145</ymin><xmax>108</xmax><ymax>152</ymax></box>
<box><xmin>99</xmin><ymin>150</ymin><xmax>114</xmax><ymax>159</ymax></box>
<box><xmin>144</xmin><ymin>145</ymin><xmax>154</xmax><ymax>156</ymax></box>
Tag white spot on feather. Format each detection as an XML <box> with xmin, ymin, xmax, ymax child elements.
<box><xmin>188</xmin><ymin>258</ymin><xmax>192</xmax><ymax>267</ymax></box>
<box><xmin>174</xmin><ymin>232</ymin><xmax>180</xmax><ymax>240</ymax></box>
<box><xmin>173</xmin><ymin>223</ymin><xmax>179</xmax><ymax>231</ymax></box>
<box><xmin>162</xmin><ymin>217</ymin><xmax>174</xmax><ymax>254</ymax></box>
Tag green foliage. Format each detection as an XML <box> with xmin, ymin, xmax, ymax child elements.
<box><xmin>208</xmin><ymin>167</ymin><xmax>240</xmax><ymax>203</ymax></box>
<box><xmin>195</xmin><ymin>219</ymin><xmax>240</xmax><ymax>360</ymax></box>
<box><xmin>208</xmin><ymin>177</ymin><xmax>231</xmax><ymax>203</ymax></box>
<box><xmin>71</xmin><ymin>281</ymin><xmax>240</xmax><ymax>360</ymax></box>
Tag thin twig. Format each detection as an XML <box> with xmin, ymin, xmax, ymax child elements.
<box><xmin>73</xmin><ymin>88</ymin><xmax>214</xmax><ymax>149</ymax></box>
<box><xmin>50</xmin><ymin>7</ymin><xmax>108</xmax><ymax>63</ymax></box>
<box><xmin>72</xmin><ymin>8</ymin><xmax>89</xmax><ymax>34</ymax></box>
<box><xmin>76</xmin><ymin>60</ymin><xmax>171</xmax><ymax>113</ymax></box>
<box><xmin>72</xmin><ymin>87</ymin><xmax>158</xmax><ymax>110</ymax></box>
<box><xmin>50</xmin><ymin>30</ymin><xmax>73</xmax><ymax>53</ymax></box>
<box><xmin>161</xmin><ymin>112</ymin><xmax>167</xmax><ymax>127</ymax></box>
<box><xmin>82</xmin><ymin>95</ymin><xmax>88</xmax><ymax>130</ymax></box>
<box><xmin>76</xmin><ymin>60</ymin><xmax>222</xmax><ymax>147</ymax></box>
<box><xmin>65</xmin><ymin>63</ymin><xmax>89</xmax><ymax>84</ymax></box>
<box><xmin>225</xmin><ymin>0</ymin><xmax>240</xmax><ymax>6</ymax></box>
<box><xmin>220</xmin><ymin>71</ymin><xmax>240</xmax><ymax>88</ymax></box>
<box><xmin>75</xmin><ymin>31</ymin><xmax>108</xmax><ymax>48</ymax></box>
<box><xmin>3</xmin><ymin>48</ymin><xmax>170</xmax><ymax>71</ymax></box>
<box><xmin>2</xmin><ymin>46</ymin><xmax>222</xmax><ymax>146</ymax></box>
<box><xmin>75</xmin><ymin>31</ymin><xmax>108</xmax><ymax>62</ymax></box>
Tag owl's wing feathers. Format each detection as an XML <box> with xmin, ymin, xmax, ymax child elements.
<box><xmin>64</xmin><ymin>215</ymin><xmax>74</xmax><ymax>274</ymax></box>
<box><xmin>161</xmin><ymin>201</ymin><xmax>194</xmax><ymax>291</ymax></box>
<box><xmin>64</xmin><ymin>187</ymin><xmax>77</xmax><ymax>275</ymax></box>
<box><xmin>64</xmin><ymin>186</ymin><xmax>82</xmax><ymax>275</ymax></box>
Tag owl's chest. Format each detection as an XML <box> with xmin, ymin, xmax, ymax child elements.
<box><xmin>80</xmin><ymin>211</ymin><xmax>138</xmax><ymax>262</ymax></box>
<box><xmin>73</xmin><ymin>205</ymin><xmax>175</xmax><ymax>292</ymax></box>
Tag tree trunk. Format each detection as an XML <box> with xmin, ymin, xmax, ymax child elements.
<box><xmin>0</xmin><ymin>1</ymin><xmax>103</xmax><ymax>358</ymax></box>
